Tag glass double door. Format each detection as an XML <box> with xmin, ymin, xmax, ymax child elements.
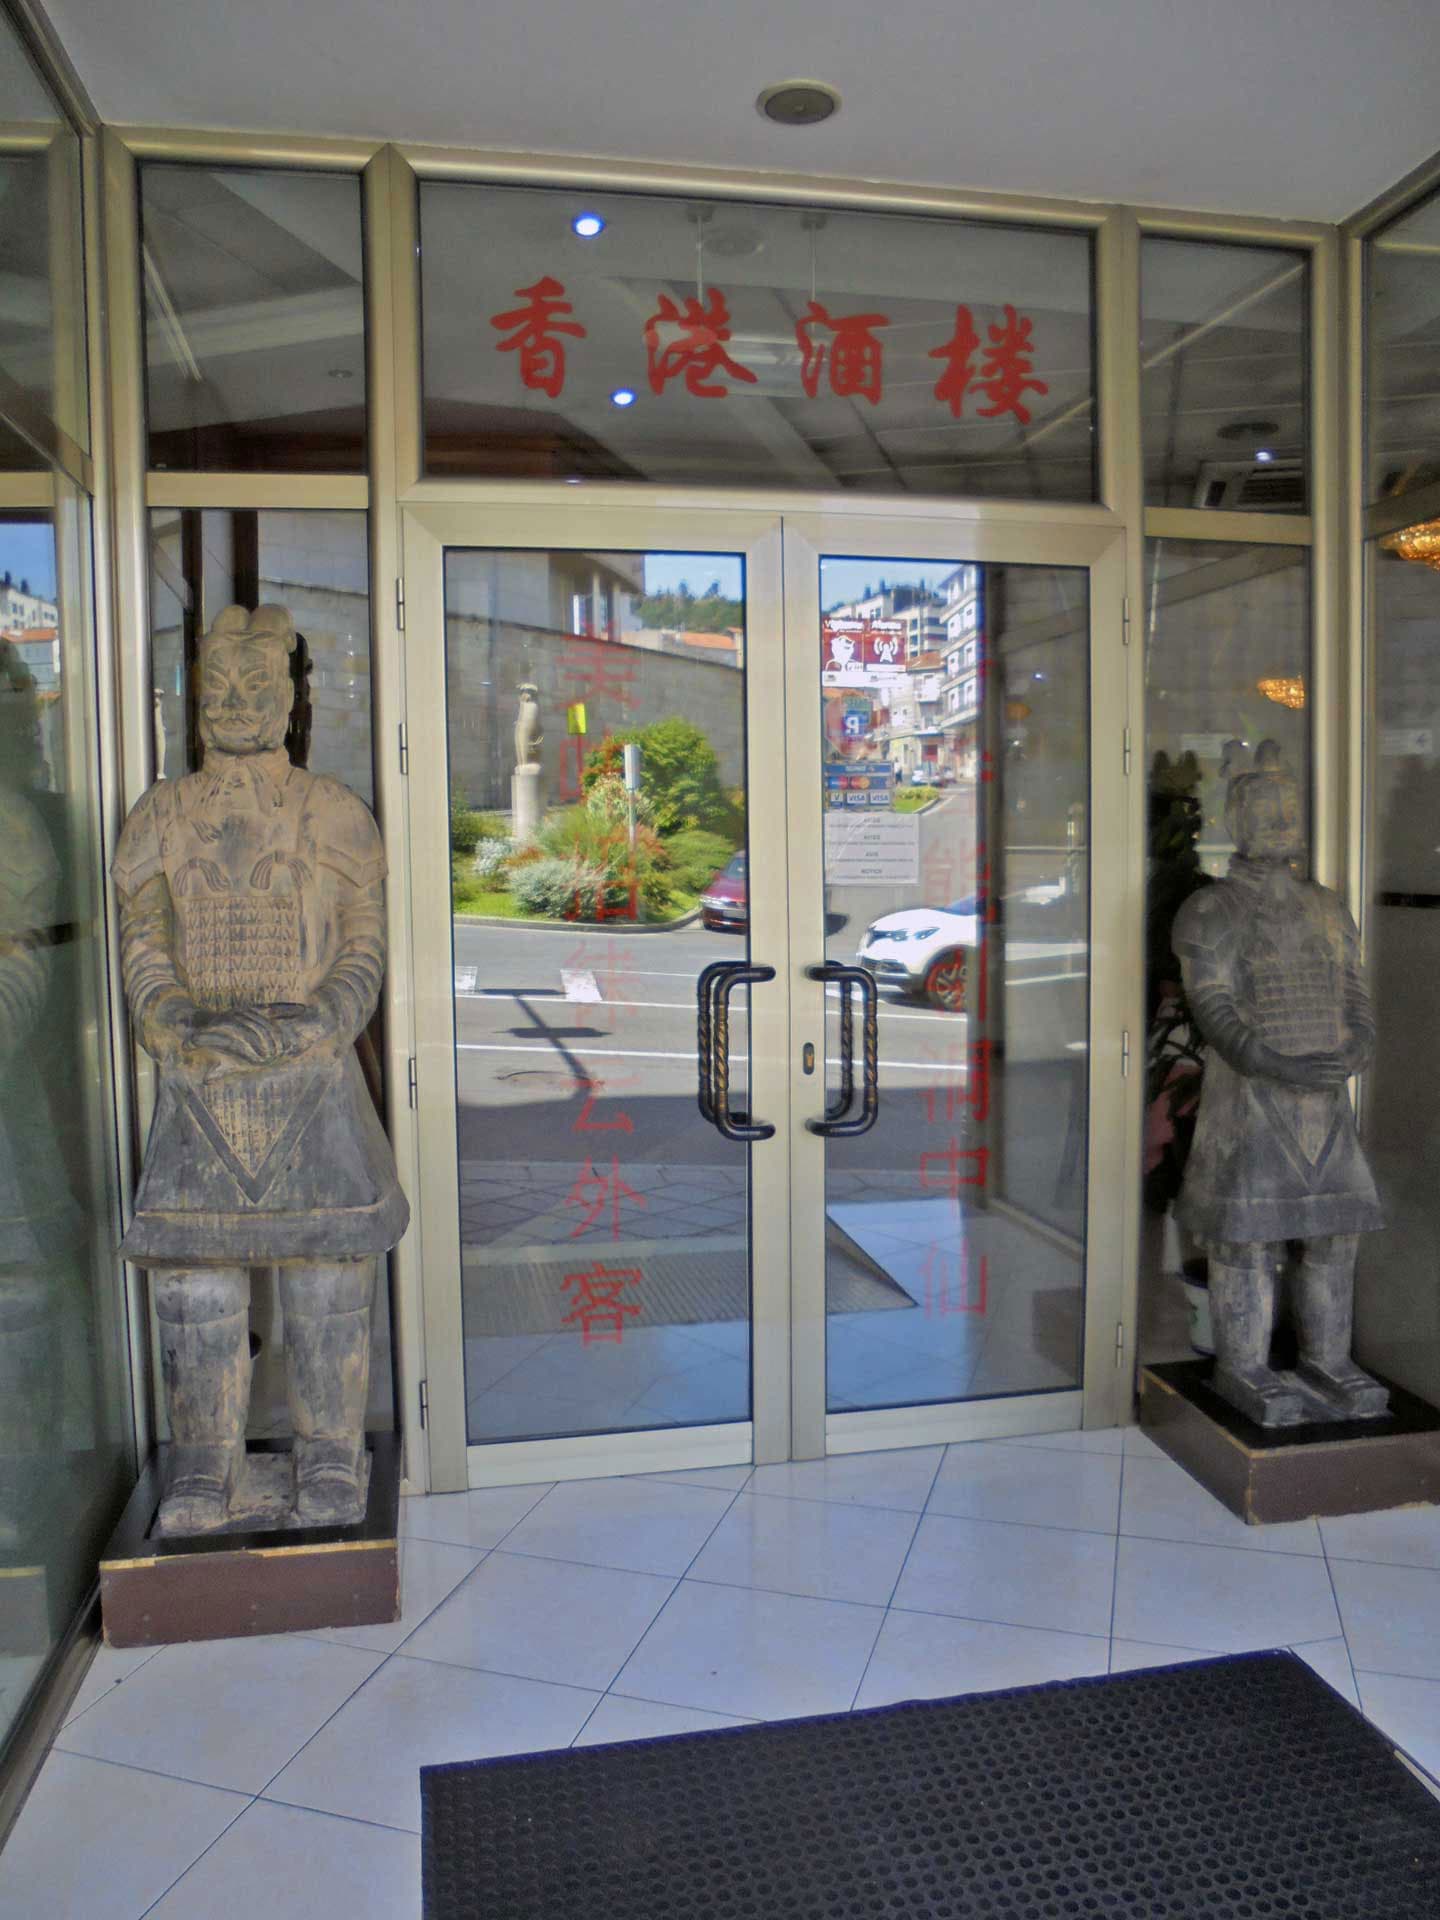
<box><xmin>403</xmin><ymin>501</ymin><xmax>1131</xmax><ymax>1489</ymax></box>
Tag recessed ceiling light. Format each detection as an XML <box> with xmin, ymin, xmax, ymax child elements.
<box><xmin>757</xmin><ymin>80</ymin><xmax>840</xmax><ymax>127</ymax></box>
<box><xmin>1255</xmin><ymin>449</ymin><xmax>1275</xmax><ymax>464</ymax></box>
<box><xmin>572</xmin><ymin>212</ymin><xmax>606</xmax><ymax>238</ymax></box>
<box><xmin>611</xmin><ymin>389</ymin><xmax>637</xmax><ymax>408</ymax></box>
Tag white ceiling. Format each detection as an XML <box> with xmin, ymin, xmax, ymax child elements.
<box><xmin>46</xmin><ymin>0</ymin><xmax>1440</xmax><ymax>224</ymax></box>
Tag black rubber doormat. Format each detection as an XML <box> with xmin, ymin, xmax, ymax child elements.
<box><xmin>421</xmin><ymin>1652</ymin><xmax>1440</xmax><ymax>1920</ymax></box>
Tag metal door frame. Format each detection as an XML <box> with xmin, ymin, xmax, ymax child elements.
<box><xmin>400</xmin><ymin>494</ymin><xmax>1137</xmax><ymax>1491</ymax></box>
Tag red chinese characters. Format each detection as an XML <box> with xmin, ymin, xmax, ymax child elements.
<box><xmin>795</xmin><ymin>300</ymin><xmax>890</xmax><ymax>405</ymax></box>
<box><xmin>489</xmin><ymin>277</ymin><xmax>587</xmax><ymax>399</ymax></box>
<box><xmin>929</xmin><ymin>303</ymin><xmax>1050</xmax><ymax>425</ymax></box>
<box><xmin>920</xmin><ymin>1244</ymin><xmax>989</xmax><ymax>1318</ymax></box>
<box><xmin>643</xmin><ymin>290</ymin><xmax>758</xmax><ymax>398</ymax></box>
<box><xmin>919</xmin><ymin>1138</ymin><xmax>991</xmax><ymax>1199</ymax></box>
<box><xmin>565</xmin><ymin>1153</ymin><xmax>647</xmax><ymax>1240</ymax></box>
<box><xmin>562</xmin><ymin>1262</ymin><xmax>643</xmax><ymax>1344</ymax></box>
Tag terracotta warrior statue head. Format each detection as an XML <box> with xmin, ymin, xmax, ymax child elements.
<box><xmin>198</xmin><ymin>604</ymin><xmax>296</xmax><ymax>758</ymax></box>
<box><xmin>1223</xmin><ymin>738</ymin><xmax>1303</xmax><ymax>864</ymax></box>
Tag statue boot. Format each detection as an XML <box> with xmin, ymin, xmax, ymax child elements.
<box><xmin>155</xmin><ymin>1268</ymin><xmax>251</xmax><ymax>1535</ymax></box>
<box><xmin>282</xmin><ymin>1259</ymin><xmax>373</xmax><ymax>1526</ymax></box>
<box><xmin>1293</xmin><ymin>1234</ymin><xmax>1389</xmax><ymax>1419</ymax></box>
<box><xmin>1207</xmin><ymin>1243</ymin><xmax>1306</xmax><ymax>1428</ymax></box>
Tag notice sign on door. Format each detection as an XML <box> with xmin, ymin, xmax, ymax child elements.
<box><xmin>822</xmin><ymin>617</ymin><xmax>908</xmax><ymax>687</ymax></box>
<box><xmin>824</xmin><ymin>811</ymin><xmax>920</xmax><ymax>885</ymax></box>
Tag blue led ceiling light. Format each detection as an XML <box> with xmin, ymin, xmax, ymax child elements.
<box><xmin>611</xmin><ymin>389</ymin><xmax>637</xmax><ymax>408</ymax></box>
<box><xmin>572</xmin><ymin>213</ymin><xmax>606</xmax><ymax>238</ymax></box>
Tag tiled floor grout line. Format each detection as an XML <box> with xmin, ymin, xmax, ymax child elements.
<box><xmin>1105</xmin><ymin>1452</ymin><xmax>1126</xmax><ymax>1670</ymax></box>
<box><xmin>842</xmin><ymin>1450</ymin><xmax>945</xmax><ymax>1710</ymax></box>
<box><xmin>571</xmin><ymin>1475</ymin><xmax>756</xmax><ymax>1743</ymax></box>
<box><xmin>1316</xmin><ymin>1532</ymin><xmax>1364</xmax><ymax>1703</ymax></box>
<box><xmin>58</xmin><ymin>1643</ymin><xmax>169</xmax><ymax>1735</ymax></box>
<box><xmin>134</xmin><ymin>1792</ymin><xmax>256</xmax><ymax>1920</ymax></box>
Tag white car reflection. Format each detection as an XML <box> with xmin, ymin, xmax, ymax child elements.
<box><xmin>856</xmin><ymin>896</ymin><xmax>981</xmax><ymax>1010</ymax></box>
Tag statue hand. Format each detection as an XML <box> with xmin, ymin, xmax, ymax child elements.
<box><xmin>188</xmin><ymin>1009</ymin><xmax>289</xmax><ymax>1076</ymax></box>
<box><xmin>142</xmin><ymin>995</ymin><xmax>203</xmax><ymax>1066</ymax></box>
<box><xmin>263</xmin><ymin>1001</ymin><xmax>345</xmax><ymax>1063</ymax></box>
<box><xmin>1257</xmin><ymin>1045</ymin><xmax>1351</xmax><ymax>1090</ymax></box>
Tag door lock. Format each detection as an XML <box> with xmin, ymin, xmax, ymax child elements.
<box><xmin>802</xmin><ymin>1042</ymin><xmax>816</xmax><ymax>1075</ymax></box>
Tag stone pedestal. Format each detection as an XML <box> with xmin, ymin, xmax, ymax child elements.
<box><xmin>1140</xmin><ymin>1359</ymin><xmax>1440</xmax><ymax>1525</ymax></box>
<box><xmin>98</xmin><ymin>1432</ymin><xmax>400</xmax><ymax>1648</ymax></box>
<box><xmin>512</xmin><ymin>763</ymin><xmax>543</xmax><ymax>842</ymax></box>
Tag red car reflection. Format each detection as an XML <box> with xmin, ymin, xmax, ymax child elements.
<box><xmin>699</xmin><ymin>852</ymin><xmax>748</xmax><ymax>931</ymax></box>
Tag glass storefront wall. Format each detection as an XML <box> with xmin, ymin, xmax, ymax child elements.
<box><xmin>1359</xmin><ymin>181</ymin><xmax>1440</xmax><ymax>1410</ymax></box>
<box><xmin>1</xmin><ymin>8</ymin><xmax>136</xmax><ymax>1775</ymax></box>
<box><xmin>139</xmin><ymin>164</ymin><xmax>367</xmax><ymax>473</ymax></box>
<box><xmin>420</xmin><ymin>183</ymin><xmax>1096</xmax><ymax>500</ymax></box>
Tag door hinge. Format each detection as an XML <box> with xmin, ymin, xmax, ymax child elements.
<box><xmin>398</xmin><ymin>721</ymin><xmax>409</xmax><ymax>776</ymax></box>
<box><xmin>407</xmin><ymin>1056</ymin><xmax>418</xmax><ymax>1109</ymax></box>
<box><xmin>1121</xmin><ymin>1029</ymin><xmax>1131</xmax><ymax>1078</ymax></box>
<box><xmin>395</xmin><ymin>575</ymin><xmax>406</xmax><ymax>630</ymax></box>
<box><xmin>418</xmin><ymin>1377</ymin><xmax>429</xmax><ymax>1428</ymax></box>
<box><xmin>1122</xmin><ymin>725</ymin><xmax>1133</xmax><ymax>776</ymax></box>
<box><xmin>1122</xmin><ymin>595</ymin><xmax>1132</xmax><ymax>646</ymax></box>
<box><xmin>1114</xmin><ymin>1321</ymin><xmax>1126</xmax><ymax>1367</ymax></box>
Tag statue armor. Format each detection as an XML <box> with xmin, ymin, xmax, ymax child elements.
<box><xmin>1174</xmin><ymin>744</ymin><xmax>1387</xmax><ymax>1428</ymax></box>
<box><xmin>112</xmin><ymin>605</ymin><xmax>408</xmax><ymax>1534</ymax></box>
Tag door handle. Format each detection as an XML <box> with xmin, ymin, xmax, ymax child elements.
<box><xmin>805</xmin><ymin>964</ymin><xmax>880</xmax><ymax>1137</ymax></box>
<box><xmin>697</xmin><ymin>962</ymin><xmax>777</xmax><ymax>1142</ymax></box>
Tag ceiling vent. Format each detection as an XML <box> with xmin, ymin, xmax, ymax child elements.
<box><xmin>1194</xmin><ymin>459</ymin><xmax>1305</xmax><ymax>512</ymax></box>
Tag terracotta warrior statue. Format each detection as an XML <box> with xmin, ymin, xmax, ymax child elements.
<box><xmin>113</xmin><ymin>605</ymin><xmax>408</xmax><ymax>1534</ymax></box>
<box><xmin>1174</xmin><ymin>743</ymin><xmax>1387</xmax><ymax>1428</ymax></box>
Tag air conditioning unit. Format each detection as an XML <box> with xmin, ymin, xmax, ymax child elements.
<box><xmin>1193</xmin><ymin>459</ymin><xmax>1305</xmax><ymax>512</ymax></box>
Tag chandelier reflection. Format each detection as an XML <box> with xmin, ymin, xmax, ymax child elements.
<box><xmin>1380</xmin><ymin>518</ymin><xmax>1440</xmax><ymax>572</ymax></box>
<box><xmin>1256</xmin><ymin>676</ymin><xmax>1306</xmax><ymax>711</ymax></box>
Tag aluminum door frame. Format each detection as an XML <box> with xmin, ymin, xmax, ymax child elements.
<box><xmin>401</xmin><ymin>500</ymin><xmax>792</xmax><ymax>1490</ymax></box>
<box><xmin>782</xmin><ymin>511</ymin><xmax>1135</xmax><ymax>1459</ymax></box>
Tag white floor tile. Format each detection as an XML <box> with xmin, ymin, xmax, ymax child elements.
<box><xmin>147</xmin><ymin>1799</ymin><xmax>421</xmax><ymax>1920</ymax></box>
<box><xmin>1121</xmin><ymin>1428</ymin><xmax>1170</xmax><ymax>1460</ymax></box>
<box><xmin>400</xmin><ymin>1482</ymin><xmax>554</xmax><ymax>1550</ymax></box>
<box><xmin>1319</xmin><ymin>1503</ymin><xmax>1440</xmax><ymax>1571</ymax></box>
<box><xmin>1330</xmin><ymin>1557</ymin><xmax>1440</xmax><ymax>1679</ymax></box>
<box><xmin>0</xmin><ymin>1751</ymin><xmax>246</xmax><ymax>1920</ymax></box>
<box><xmin>499</xmin><ymin>1476</ymin><xmax>734</xmax><ymax>1575</ymax></box>
<box><xmin>1112</xmin><ymin>1536</ymin><xmax>1341</xmax><ymax>1654</ymax></box>
<box><xmin>1291</xmin><ymin>1638</ymin><xmax>1360</xmax><ymax>1707</ymax></box>
<box><xmin>614</xmin><ymin>1579</ymin><xmax>883</xmax><ymax>1720</ymax></box>
<box><xmin>263</xmin><ymin>1656</ymin><xmax>597</xmax><ymax>1832</ymax></box>
<box><xmin>931</xmin><ymin>1441</ymin><xmax>1121</xmax><ymax>1534</ymax></box>
<box><xmin>687</xmin><ymin>1493</ymin><xmax>919</xmax><ymax>1607</ymax></box>
<box><xmin>855</xmin><ymin>1608</ymin><xmax>1108</xmax><ymax>1709</ymax></box>
<box><xmin>1108</xmin><ymin>1639</ymin><xmax>1224</xmax><ymax>1673</ymax></box>
<box><xmin>893</xmin><ymin>1513</ymin><xmax>1117</xmax><ymax>1638</ymax></box>
<box><xmin>61</xmin><ymin>1642</ymin><xmax>165</xmax><ymax>1728</ymax></box>
<box><xmin>1356</xmin><ymin>1671</ymin><xmax>1440</xmax><ymax>1780</ymax></box>
<box><xmin>55</xmin><ymin>1635</ymin><xmax>382</xmax><ymax>1795</ymax></box>
<box><xmin>1004</xmin><ymin>1427</ymin><xmax>1126</xmax><ymax>1455</ymax></box>
<box><xmin>1120</xmin><ymin>1455</ymin><xmax>1323</xmax><ymax>1555</ymax></box>
<box><xmin>573</xmin><ymin>1696</ymin><xmax>753</xmax><ymax>1746</ymax></box>
<box><xmin>399</xmin><ymin>1550</ymin><xmax>674</xmax><ymax>1690</ymax></box>
<box><xmin>746</xmin><ymin>1447</ymin><xmax>943</xmax><ymax>1512</ymax></box>
<box><xmin>308</xmin><ymin>1537</ymin><xmax>484</xmax><ymax>1656</ymax></box>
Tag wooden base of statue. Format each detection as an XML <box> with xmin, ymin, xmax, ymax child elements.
<box><xmin>98</xmin><ymin>1432</ymin><xmax>400</xmax><ymax>1649</ymax></box>
<box><xmin>1140</xmin><ymin>1360</ymin><xmax>1440</xmax><ymax>1526</ymax></box>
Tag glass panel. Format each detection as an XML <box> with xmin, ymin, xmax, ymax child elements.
<box><xmin>1141</xmin><ymin>238</ymin><xmax>1307</xmax><ymax>513</ymax></box>
<box><xmin>1</xmin><ymin>505</ymin><xmax>132</xmax><ymax>1752</ymax></box>
<box><xmin>1358</xmin><ymin>540</ymin><xmax>1440</xmax><ymax>1405</ymax></box>
<box><xmin>1138</xmin><ymin>539</ymin><xmax>1311</xmax><ymax>1365</ymax></box>
<box><xmin>421</xmin><ymin>182</ymin><xmax>1096</xmax><ymax>501</ymax></box>
<box><xmin>144</xmin><ymin>507</ymin><xmax>392</xmax><ymax>1435</ymax></box>
<box><xmin>140</xmin><ymin>165</ymin><xmax>366</xmax><ymax>473</ymax></box>
<box><xmin>1369</xmin><ymin>186</ymin><xmax>1440</xmax><ymax>506</ymax></box>
<box><xmin>0</xmin><ymin>7</ymin><xmax>88</xmax><ymax>457</ymax></box>
<box><xmin>820</xmin><ymin>556</ymin><xmax>1089</xmax><ymax>1411</ymax></box>
<box><xmin>445</xmin><ymin>550</ymin><xmax>751</xmax><ymax>1442</ymax></box>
